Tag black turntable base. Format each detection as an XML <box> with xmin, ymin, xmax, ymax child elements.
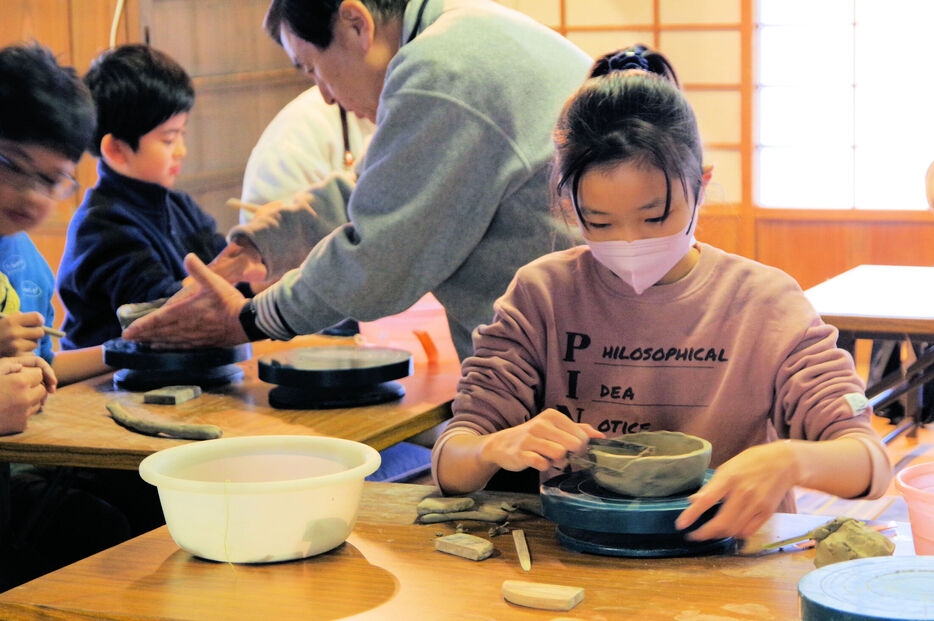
<box><xmin>541</xmin><ymin>470</ymin><xmax>734</xmax><ymax>558</ymax></box>
<box><xmin>257</xmin><ymin>346</ymin><xmax>412</xmax><ymax>409</ymax></box>
<box><xmin>103</xmin><ymin>338</ymin><xmax>251</xmax><ymax>391</ymax></box>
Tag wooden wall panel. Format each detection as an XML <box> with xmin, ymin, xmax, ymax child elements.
<box><xmin>697</xmin><ymin>212</ymin><xmax>742</xmax><ymax>256</ymax></box>
<box><xmin>0</xmin><ymin>0</ymin><xmax>71</xmax><ymax>60</ymax></box>
<box><xmin>141</xmin><ymin>0</ymin><xmax>288</xmax><ymax>75</ymax></box>
<box><xmin>138</xmin><ymin>0</ymin><xmax>308</xmax><ymax>230</ymax></box>
<box><xmin>756</xmin><ymin>220</ymin><xmax>934</xmax><ymax>289</ymax></box>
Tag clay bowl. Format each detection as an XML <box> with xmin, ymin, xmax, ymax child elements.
<box><xmin>589</xmin><ymin>431</ymin><xmax>712</xmax><ymax>498</ymax></box>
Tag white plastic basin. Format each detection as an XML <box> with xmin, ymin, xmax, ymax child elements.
<box><xmin>139</xmin><ymin>435</ymin><xmax>381</xmax><ymax>563</ymax></box>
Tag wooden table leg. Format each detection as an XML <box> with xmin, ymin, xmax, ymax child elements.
<box><xmin>836</xmin><ymin>330</ymin><xmax>856</xmax><ymax>356</ymax></box>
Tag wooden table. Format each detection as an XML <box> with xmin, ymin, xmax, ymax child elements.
<box><xmin>0</xmin><ymin>344</ymin><xmax>460</xmax><ymax>470</ymax></box>
<box><xmin>805</xmin><ymin>264</ymin><xmax>934</xmax><ymax>441</ymax></box>
<box><xmin>804</xmin><ymin>264</ymin><xmax>934</xmax><ymax>348</ymax></box>
<box><xmin>0</xmin><ymin>482</ymin><xmax>916</xmax><ymax>620</ymax></box>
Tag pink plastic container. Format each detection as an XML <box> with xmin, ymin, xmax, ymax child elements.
<box><xmin>895</xmin><ymin>461</ymin><xmax>934</xmax><ymax>555</ymax></box>
<box><xmin>358</xmin><ymin>293</ymin><xmax>458</xmax><ymax>365</ymax></box>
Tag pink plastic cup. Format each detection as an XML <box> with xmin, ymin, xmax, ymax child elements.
<box><xmin>895</xmin><ymin>461</ymin><xmax>934</xmax><ymax>555</ymax></box>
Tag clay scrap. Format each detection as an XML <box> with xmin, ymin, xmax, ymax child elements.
<box><xmin>812</xmin><ymin>517</ymin><xmax>895</xmax><ymax>568</ymax></box>
<box><xmin>106</xmin><ymin>401</ymin><xmax>222</xmax><ymax>441</ymax></box>
<box><xmin>417</xmin><ymin>496</ymin><xmax>476</xmax><ymax>515</ymax></box>
<box><xmin>434</xmin><ymin>533</ymin><xmax>494</xmax><ymax>561</ymax></box>
<box><xmin>417</xmin><ymin>496</ymin><xmax>513</xmax><ymax>523</ymax></box>
<box><xmin>143</xmin><ymin>385</ymin><xmax>202</xmax><ymax>405</ymax></box>
<box><xmin>116</xmin><ymin>297</ymin><xmax>169</xmax><ymax>329</ymax></box>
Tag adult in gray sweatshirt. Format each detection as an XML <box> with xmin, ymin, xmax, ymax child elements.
<box><xmin>123</xmin><ymin>0</ymin><xmax>591</xmax><ymax>360</ymax></box>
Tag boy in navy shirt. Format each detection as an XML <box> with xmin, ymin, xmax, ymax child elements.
<box><xmin>57</xmin><ymin>44</ymin><xmax>232</xmax><ymax>348</ymax></box>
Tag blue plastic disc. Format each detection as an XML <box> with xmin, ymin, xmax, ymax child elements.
<box><xmin>798</xmin><ymin>556</ymin><xmax>934</xmax><ymax>620</ymax></box>
<box><xmin>541</xmin><ymin>469</ymin><xmax>719</xmax><ymax>535</ymax></box>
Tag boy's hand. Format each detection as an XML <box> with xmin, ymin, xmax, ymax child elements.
<box><xmin>675</xmin><ymin>441</ymin><xmax>798</xmax><ymax>541</ymax></box>
<box><xmin>0</xmin><ymin>356</ymin><xmax>50</xmax><ymax>433</ymax></box>
<box><xmin>122</xmin><ymin>253</ymin><xmax>248</xmax><ymax>348</ymax></box>
<box><xmin>0</xmin><ymin>311</ymin><xmax>46</xmax><ymax>356</ymax></box>
<box><xmin>480</xmin><ymin>408</ymin><xmax>604</xmax><ymax>473</ymax></box>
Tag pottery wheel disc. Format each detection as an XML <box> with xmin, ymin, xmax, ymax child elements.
<box><xmin>541</xmin><ymin>470</ymin><xmax>731</xmax><ymax>557</ymax></box>
<box><xmin>257</xmin><ymin>346</ymin><xmax>412</xmax><ymax>389</ymax></box>
<box><xmin>541</xmin><ymin>470</ymin><xmax>720</xmax><ymax>536</ymax></box>
<box><xmin>799</xmin><ymin>556</ymin><xmax>934</xmax><ymax>621</ymax></box>
<box><xmin>112</xmin><ymin>365</ymin><xmax>244</xmax><ymax>392</ymax></box>
<box><xmin>103</xmin><ymin>338</ymin><xmax>252</xmax><ymax>371</ymax></box>
<box><xmin>555</xmin><ymin>525</ymin><xmax>734</xmax><ymax>558</ymax></box>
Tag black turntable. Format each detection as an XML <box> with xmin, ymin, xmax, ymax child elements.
<box><xmin>540</xmin><ymin>470</ymin><xmax>734</xmax><ymax>557</ymax></box>
<box><xmin>257</xmin><ymin>346</ymin><xmax>413</xmax><ymax>409</ymax></box>
<box><xmin>102</xmin><ymin>338</ymin><xmax>251</xmax><ymax>391</ymax></box>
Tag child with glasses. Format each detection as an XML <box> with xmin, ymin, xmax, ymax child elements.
<box><xmin>0</xmin><ymin>41</ymin><xmax>133</xmax><ymax>592</ymax></box>
<box><xmin>56</xmin><ymin>44</ymin><xmax>244</xmax><ymax>349</ymax></box>
<box><xmin>0</xmin><ymin>43</ymin><xmax>110</xmax><ymax>388</ymax></box>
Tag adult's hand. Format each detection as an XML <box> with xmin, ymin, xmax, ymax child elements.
<box><xmin>122</xmin><ymin>253</ymin><xmax>250</xmax><ymax>348</ymax></box>
<box><xmin>0</xmin><ymin>311</ymin><xmax>46</xmax><ymax>356</ymax></box>
<box><xmin>0</xmin><ymin>356</ymin><xmax>50</xmax><ymax>433</ymax></box>
<box><xmin>208</xmin><ymin>237</ymin><xmax>268</xmax><ymax>285</ymax></box>
<box><xmin>179</xmin><ymin>238</ymin><xmax>268</xmax><ymax>295</ymax></box>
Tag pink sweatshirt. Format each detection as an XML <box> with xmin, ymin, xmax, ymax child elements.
<box><xmin>432</xmin><ymin>243</ymin><xmax>891</xmax><ymax>508</ymax></box>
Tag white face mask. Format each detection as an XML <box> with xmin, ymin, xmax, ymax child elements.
<box><xmin>586</xmin><ymin>205</ymin><xmax>698</xmax><ymax>295</ymax></box>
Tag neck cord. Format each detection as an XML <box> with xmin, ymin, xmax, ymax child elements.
<box><xmin>406</xmin><ymin>0</ymin><xmax>430</xmax><ymax>44</ymax></box>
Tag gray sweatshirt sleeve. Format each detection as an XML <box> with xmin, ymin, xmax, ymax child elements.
<box><xmin>251</xmin><ymin>88</ymin><xmax>533</xmax><ymax>339</ymax></box>
<box><xmin>227</xmin><ymin>172</ymin><xmax>354</xmax><ymax>281</ymax></box>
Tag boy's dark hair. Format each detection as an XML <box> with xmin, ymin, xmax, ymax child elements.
<box><xmin>84</xmin><ymin>44</ymin><xmax>194</xmax><ymax>157</ymax></box>
<box><xmin>553</xmin><ymin>45</ymin><xmax>703</xmax><ymax>228</ymax></box>
<box><xmin>264</xmin><ymin>0</ymin><xmax>407</xmax><ymax>49</ymax></box>
<box><xmin>0</xmin><ymin>43</ymin><xmax>95</xmax><ymax>162</ymax></box>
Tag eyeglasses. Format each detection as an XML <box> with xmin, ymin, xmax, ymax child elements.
<box><xmin>0</xmin><ymin>151</ymin><xmax>79</xmax><ymax>201</ymax></box>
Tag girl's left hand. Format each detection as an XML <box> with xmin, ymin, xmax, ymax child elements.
<box><xmin>674</xmin><ymin>441</ymin><xmax>800</xmax><ymax>541</ymax></box>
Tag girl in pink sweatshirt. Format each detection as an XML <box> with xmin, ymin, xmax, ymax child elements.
<box><xmin>432</xmin><ymin>46</ymin><xmax>891</xmax><ymax>542</ymax></box>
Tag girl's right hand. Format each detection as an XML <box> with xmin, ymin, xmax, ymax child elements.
<box><xmin>0</xmin><ymin>311</ymin><xmax>46</xmax><ymax>357</ymax></box>
<box><xmin>479</xmin><ymin>408</ymin><xmax>604</xmax><ymax>472</ymax></box>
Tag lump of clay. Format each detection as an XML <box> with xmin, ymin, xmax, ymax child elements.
<box><xmin>808</xmin><ymin>516</ymin><xmax>852</xmax><ymax>541</ymax></box>
<box><xmin>589</xmin><ymin>430</ymin><xmax>712</xmax><ymax>497</ymax></box>
<box><xmin>813</xmin><ymin>518</ymin><xmax>895</xmax><ymax>568</ymax></box>
<box><xmin>117</xmin><ymin>297</ymin><xmax>169</xmax><ymax>329</ymax></box>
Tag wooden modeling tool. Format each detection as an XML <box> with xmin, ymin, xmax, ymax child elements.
<box><xmin>0</xmin><ymin>311</ymin><xmax>65</xmax><ymax>338</ymax></box>
<box><xmin>225</xmin><ymin>198</ymin><xmax>260</xmax><ymax>213</ymax></box>
<box><xmin>512</xmin><ymin>529</ymin><xmax>531</xmax><ymax>571</ymax></box>
<box><xmin>502</xmin><ymin>580</ymin><xmax>584</xmax><ymax>611</ymax></box>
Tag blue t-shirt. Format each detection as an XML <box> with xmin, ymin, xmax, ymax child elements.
<box><xmin>0</xmin><ymin>232</ymin><xmax>55</xmax><ymax>363</ymax></box>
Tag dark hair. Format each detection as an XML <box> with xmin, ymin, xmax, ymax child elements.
<box><xmin>264</xmin><ymin>0</ymin><xmax>407</xmax><ymax>48</ymax></box>
<box><xmin>554</xmin><ymin>45</ymin><xmax>703</xmax><ymax>228</ymax></box>
<box><xmin>0</xmin><ymin>43</ymin><xmax>95</xmax><ymax>162</ymax></box>
<box><xmin>84</xmin><ymin>44</ymin><xmax>194</xmax><ymax>157</ymax></box>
